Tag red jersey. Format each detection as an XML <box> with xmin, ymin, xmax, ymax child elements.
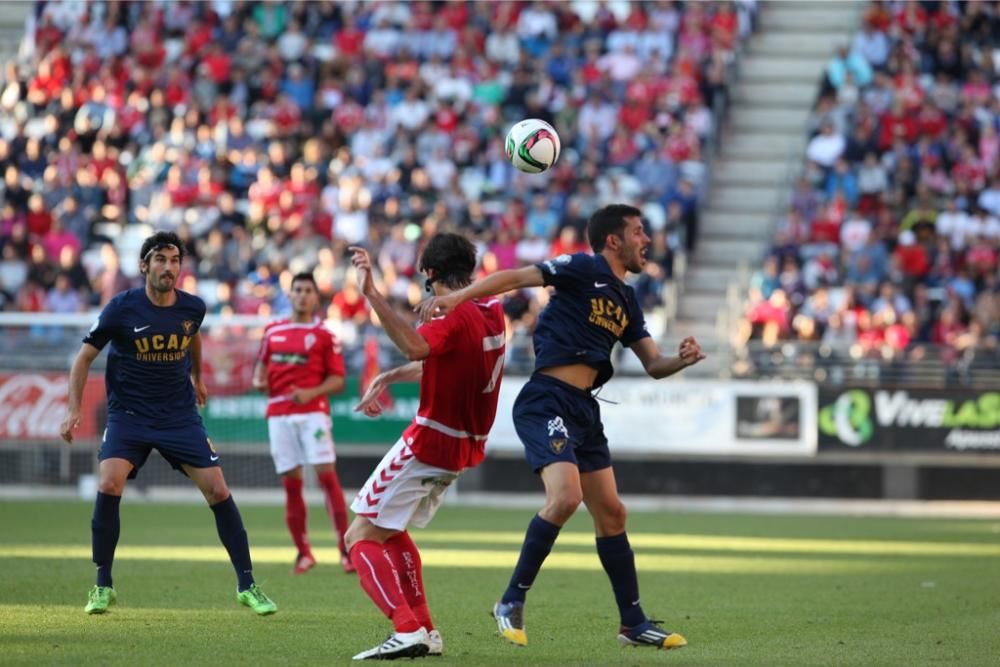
<box><xmin>258</xmin><ymin>318</ymin><xmax>345</xmax><ymax>417</ymax></box>
<box><xmin>403</xmin><ymin>299</ymin><xmax>506</xmax><ymax>471</ymax></box>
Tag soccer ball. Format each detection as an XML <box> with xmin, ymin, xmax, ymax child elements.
<box><xmin>505</xmin><ymin>119</ymin><xmax>561</xmax><ymax>174</ymax></box>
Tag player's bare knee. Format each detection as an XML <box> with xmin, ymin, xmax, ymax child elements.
<box><xmin>546</xmin><ymin>495</ymin><xmax>582</xmax><ymax>524</ymax></box>
<box><xmin>97</xmin><ymin>478</ymin><xmax>125</xmax><ymax>496</ymax></box>
<box><xmin>205</xmin><ymin>483</ymin><xmax>230</xmax><ymax>505</ymax></box>
<box><xmin>600</xmin><ymin>501</ymin><xmax>627</xmax><ymax>535</ymax></box>
<box><xmin>344</xmin><ymin>519</ymin><xmax>369</xmax><ymax>550</ymax></box>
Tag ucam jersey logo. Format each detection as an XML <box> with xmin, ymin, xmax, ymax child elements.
<box><xmin>588</xmin><ymin>297</ymin><xmax>629</xmax><ymax>337</ymax></box>
<box><xmin>134</xmin><ymin>333</ymin><xmax>193</xmax><ymax>362</ymax></box>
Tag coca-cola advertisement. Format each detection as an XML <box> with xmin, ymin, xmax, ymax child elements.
<box><xmin>0</xmin><ymin>373</ymin><xmax>106</xmax><ymax>441</ymax></box>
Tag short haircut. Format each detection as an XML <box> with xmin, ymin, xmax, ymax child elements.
<box><xmin>139</xmin><ymin>231</ymin><xmax>184</xmax><ymax>264</ymax></box>
<box><xmin>418</xmin><ymin>232</ymin><xmax>477</xmax><ymax>290</ymax></box>
<box><xmin>587</xmin><ymin>204</ymin><xmax>643</xmax><ymax>252</ymax></box>
<box><xmin>291</xmin><ymin>271</ymin><xmax>318</xmax><ymax>289</ymax></box>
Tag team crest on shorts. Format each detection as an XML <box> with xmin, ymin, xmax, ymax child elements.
<box><xmin>181</xmin><ymin>320</ymin><xmax>194</xmax><ymax>335</ymax></box>
<box><xmin>547</xmin><ymin>417</ymin><xmax>569</xmax><ymax>454</ymax></box>
<box><xmin>420</xmin><ymin>476</ymin><xmax>453</xmax><ymax>488</ymax></box>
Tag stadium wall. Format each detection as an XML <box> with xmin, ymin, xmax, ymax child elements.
<box><xmin>3</xmin><ymin>367</ymin><xmax>1000</xmax><ymax>501</ymax></box>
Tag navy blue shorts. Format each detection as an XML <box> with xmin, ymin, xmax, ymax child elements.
<box><xmin>512</xmin><ymin>374</ymin><xmax>611</xmax><ymax>473</ymax></box>
<box><xmin>100</xmin><ymin>416</ymin><xmax>220</xmax><ymax>479</ymax></box>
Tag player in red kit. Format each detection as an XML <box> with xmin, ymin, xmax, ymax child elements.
<box><xmin>252</xmin><ymin>272</ymin><xmax>353</xmax><ymax>574</ymax></box>
<box><xmin>345</xmin><ymin>234</ymin><xmax>506</xmax><ymax>660</ymax></box>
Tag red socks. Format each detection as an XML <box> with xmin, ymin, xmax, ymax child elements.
<box><xmin>350</xmin><ymin>540</ymin><xmax>421</xmax><ymax>633</ymax></box>
<box><xmin>282</xmin><ymin>476</ymin><xmax>310</xmax><ymax>556</ymax></box>
<box><xmin>386</xmin><ymin>532</ymin><xmax>433</xmax><ymax>631</ymax></box>
<box><xmin>318</xmin><ymin>470</ymin><xmax>349</xmax><ymax>555</ymax></box>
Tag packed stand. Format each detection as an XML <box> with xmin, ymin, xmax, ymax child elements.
<box><xmin>735</xmin><ymin>0</ymin><xmax>1000</xmax><ymax>385</ymax></box>
<box><xmin>0</xmin><ymin>0</ymin><xmax>754</xmax><ymax>365</ymax></box>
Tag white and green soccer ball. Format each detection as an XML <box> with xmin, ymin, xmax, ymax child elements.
<box><xmin>505</xmin><ymin>118</ymin><xmax>561</xmax><ymax>174</ymax></box>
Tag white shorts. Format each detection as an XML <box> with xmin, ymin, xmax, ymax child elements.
<box><xmin>267</xmin><ymin>412</ymin><xmax>337</xmax><ymax>474</ymax></box>
<box><xmin>350</xmin><ymin>438</ymin><xmax>459</xmax><ymax>531</ymax></box>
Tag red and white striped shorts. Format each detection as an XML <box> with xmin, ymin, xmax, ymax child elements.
<box><xmin>350</xmin><ymin>438</ymin><xmax>460</xmax><ymax>531</ymax></box>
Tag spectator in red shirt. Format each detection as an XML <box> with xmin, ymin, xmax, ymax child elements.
<box><xmin>26</xmin><ymin>194</ymin><xmax>53</xmax><ymax>238</ymax></box>
<box><xmin>335</xmin><ymin>15</ymin><xmax>365</xmax><ymax>59</ymax></box>
<box><xmin>41</xmin><ymin>215</ymin><xmax>81</xmax><ymax>259</ymax></box>
<box><xmin>965</xmin><ymin>236</ymin><xmax>998</xmax><ymax>279</ymax></box>
<box><xmin>931</xmin><ymin>305</ymin><xmax>966</xmax><ymax>347</ymax></box>
<box><xmin>186</xmin><ymin>18</ymin><xmax>214</xmax><ymax>58</ymax></box>
<box><xmin>201</xmin><ymin>43</ymin><xmax>232</xmax><ymax>85</ymax></box>
<box><xmin>877</xmin><ymin>100</ymin><xmax>919</xmax><ymax>151</ymax></box>
<box><xmin>249</xmin><ymin>166</ymin><xmax>284</xmax><ymax>213</ymax></box>
<box><xmin>164</xmin><ymin>165</ymin><xmax>197</xmax><ymax>208</ymax></box>
<box><xmin>549</xmin><ymin>225</ymin><xmax>590</xmax><ymax>257</ymax></box>
<box><xmin>330</xmin><ymin>279</ymin><xmax>369</xmax><ymax>328</ymax></box>
<box><xmin>893</xmin><ymin>230</ymin><xmax>930</xmax><ymax>281</ymax></box>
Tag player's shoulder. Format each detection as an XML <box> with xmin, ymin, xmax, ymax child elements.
<box><xmin>544</xmin><ymin>251</ymin><xmax>594</xmax><ymax>270</ymax></box>
<box><xmin>110</xmin><ymin>287</ymin><xmax>141</xmax><ymax>306</ymax></box>
<box><xmin>263</xmin><ymin>317</ymin><xmax>292</xmax><ymax>333</ymax></box>
<box><xmin>313</xmin><ymin>318</ymin><xmax>340</xmax><ymax>342</ymax></box>
<box><xmin>471</xmin><ymin>296</ymin><xmax>505</xmax><ymax>318</ymax></box>
<box><xmin>466</xmin><ymin>297</ymin><xmax>506</xmax><ymax>334</ymax></box>
<box><xmin>175</xmin><ymin>289</ymin><xmax>207</xmax><ymax>313</ymax></box>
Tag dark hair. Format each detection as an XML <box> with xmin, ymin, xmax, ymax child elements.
<box><xmin>586</xmin><ymin>204</ymin><xmax>642</xmax><ymax>252</ymax></box>
<box><xmin>418</xmin><ymin>232</ymin><xmax>477</xmax><ymax>290</ymax></box>
<box><xmin>291</xmin><ymin>271</ymin><xmax>318</xmax><ymax>289</ymax></box>
<box><xmin>139</xmin><ymin>231</ymin><xmax>185</xmax><ymax>264</ymax></box>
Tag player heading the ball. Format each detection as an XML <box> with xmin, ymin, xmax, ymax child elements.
<box><xmin>418</xmin><ymin>204</ymin><xmax>705</xmax><ymax>651</ymax></box>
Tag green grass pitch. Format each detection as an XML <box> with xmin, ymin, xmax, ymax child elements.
<box><xmin>1</xmin><ymin>500</ymin><xmax>998</xmax><ymax>666</ymax></box>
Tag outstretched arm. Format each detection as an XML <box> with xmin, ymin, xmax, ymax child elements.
<box><xmin>60</xmin><ymin>343</ymin><xmax>100</xmax><ymax>443</ymax></box>
<box><xmin>355</xmin><ymin>361</ymin><xmax>423</xmax><ymax>417</ymax></box>
<box><xmin>349</xmin><ymin>246</ymin><xmax>431</xmax><ymax>360</ymax></box>
<box><xmin>630</xmin><ymin>336</ymin><xmax>706</xmax><ymax>380</ymax></box>
<box><xmin>415</xmin><ymin>266</ymin><xmax>544</xmax><ymax>322</ymax></box>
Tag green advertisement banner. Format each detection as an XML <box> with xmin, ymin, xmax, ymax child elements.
<box><xmin>202</xmin><ymin>377</ymin><xmax>420</xmax><ymax>445</ymax></box>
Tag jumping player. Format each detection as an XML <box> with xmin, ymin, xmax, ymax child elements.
<box><xmin>344</xmin><ymin>233</ymin><xmax>506</xmax><ymax>660</ymax></box>
<box><xmin>252</xmin><ymin>272</ymin><xmax>353</xmax><ymax>575</ymax></box>
<box><xmin>418</xmin><ymin>204</ymin><xmax>705</xmax><ymax>650</ymax></box>
<box><xmin>59</xmin><ymin>231</ymin><xmax>277</xmax><ymax>616</ymax></box>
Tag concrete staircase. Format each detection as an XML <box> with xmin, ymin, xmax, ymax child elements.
<box><xmin>0</xmin><ymin>2</ymin><xmax>30</xmax><ymax>64</ymax></box>
<box><xmin>672</xmin><ymin>1</ymin><xmax>862</xmax><ymax>374</ymax></box>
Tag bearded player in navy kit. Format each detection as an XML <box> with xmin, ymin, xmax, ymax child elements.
<box><xmin>418</xmin><ymin>204</ymin><xmax>705</xmax><ymax>651</ymax></box>
<box><xmin>59</xmin><ymin>231</ymin><xmax>277</xmax><ymax>616</ymax></box>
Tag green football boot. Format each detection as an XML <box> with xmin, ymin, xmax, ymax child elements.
<box><xmin>236</xmin><ymin>583</ymin><xmax>277</xmax><ymax>615</ymax></box>
<box><xmin>85</xmin><ymin>585</ymin><xmax>117</xmax><ymax>614</ymax></box>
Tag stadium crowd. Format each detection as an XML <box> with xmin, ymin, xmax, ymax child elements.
<box><xmin>0</xmin><ymin>0</ymin><xmax>755</xmax><ymax>355</ymax></box>
<box><xmin>737</xmin><ymin>0</ymin><xmax>1000</xmax><ymax>383</ymax></box>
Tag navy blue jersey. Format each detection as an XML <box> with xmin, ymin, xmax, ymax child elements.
<box><xmin>83</xmin><ymin>288</ymin><xmax>206</xmax><ymax>426</ymax></box>
<box><xmin>533</xmin><ymin>253</ymin><xmax>649</xmax><ymax>388</ymax></box>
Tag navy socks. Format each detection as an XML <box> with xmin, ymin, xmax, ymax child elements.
<box><xmin>91</xmin><ymin>492</ymin><xmax>121</xmax><ymax>587</ymax></box>
<box><xmin>210</xmin><ymin>495</ymin><xmax>255</xmax><ymax>591</ymax></box>
<box><xmin>596</xmin><ymin>532</ymin><xmax>645</xmax><ymax>627</ymax></box>
<box><xmin>502</xmin><ymin>514</ymin><xmax>561</xmax><ymax>604</ymax></box>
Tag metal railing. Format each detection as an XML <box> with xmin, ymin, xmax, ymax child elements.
<box><xmin>732</xmin><ymin>340</ymin><xmax>1000</xmax><ymax>388</ymax></box>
